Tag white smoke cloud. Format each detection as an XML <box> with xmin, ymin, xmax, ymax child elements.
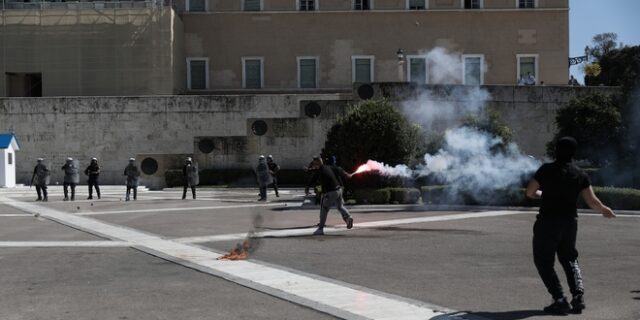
<box><xmin>355</xmin><ymin>47</ymin><xmax>541</xmax><ymax>201</ymax></box>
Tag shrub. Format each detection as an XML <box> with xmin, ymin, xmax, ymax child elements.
<box><xmin>322</xmin><ymin>99</ymin><xmax>422</xmax><ymax>172</ymax></box>
<box><xmin>386</xmin><ymin>188</ymin><xmax>422</xmax><ymax>204</ymax></box>
<box><xmin>546</xmin><ymin>93</ymin><xmax>623</xmax><ymax>166</ymax></box>
<box><xmin>352</xmin><ymin>189</ymin><xmax>391</xmax><ymax>204</ymax></box>
<box><xmin>420</xmin><ymin>186</ymin><xmax>538</xmax><ymax>206</ymax></box>
<box><xmin>579</xmin><ymin>187</ymin><xmax>640</xmax><ymax>210</ymax></box>
<box><xmin>349</xmin><ymin>171</ymin><xmax>412</xmax><ymax>189</ymax></box>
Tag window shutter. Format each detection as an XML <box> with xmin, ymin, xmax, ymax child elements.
<box><xmin>299</xmin><ymin>59</ymin><xmax>317</xmax><ymax>88</ymax></box>
<box><xmin>190</xmin><ymin>60</ymin><xmax>206</xmax><ymax>89</ymax></box>
<box><xmin>245</xmin><ymin>60</ymin><xmax>262</xmax><ymax>89</ymax></box>
<box><xmin>244</xmin><ymin>0</ymin><xmax>260</xmax><ymax>11</ymax></box>
<box><xmin>188</xmin><ymin>0</ymin><xmax>205</xmax><ymax>12</ymax></box>
<box><xmin>355</xmin><ymin>59</ymin><xmax>372</xmax><ymax>83</ymax></box>
<box><xmin>410</xmin><ymin>58</ymin><xmax>426</xmax><ymax>84</ymax></box>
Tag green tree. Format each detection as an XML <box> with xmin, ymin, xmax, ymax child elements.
<box><xmin>546</xmin><ymin>93</ymin><xmax>623</xmax><ymax>165</ymax></box>
<box><xmin>585</xmin><ymin>32</ymin><xmax>621</xmax><ymax>61</ymax></box>
<box><xmin>322</xmin><ymin>99</ymin><xmax>421</xmax><ymax>171</ymax></box>
<box><xmin>462</xmin><ymin>108</ymin><xmax>513</xmax><ymax>146</ymax></box>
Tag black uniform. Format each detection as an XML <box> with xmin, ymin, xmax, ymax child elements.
<box><xmin>267</xmin><ymin>160</ymin><xmax>280</xmax><ymax>197</ymax></box>
<box><xmin>532</xmin><ymin>161</ymin><xmax>590</xmax><ymax>301</ymax></box>
<box><xmin>182</xmin><ymin>162</ymin><xmax>198</xmax><ymax>199</ymax></box>
<box><xmin>124</xmin><ymin>162</ymin><xmax>140</xmax><ymax>201</ymax></box>
<box><xmin>84</xmin><ymin>161</ymin><xmax>101</xmax><ymax>199</ymax></box>
<box><xmin>32</xmin><ymin>162</ymin><xmax>50</xmax><ymax>201</ymax></box>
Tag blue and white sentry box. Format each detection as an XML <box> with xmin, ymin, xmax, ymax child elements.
<box><xmin>0</xmin><ymin>133</ymin><xmax>21</xmax><ymax>188</ymax></box>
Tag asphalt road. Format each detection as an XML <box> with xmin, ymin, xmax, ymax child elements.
<box><xmin>1</xmin><ymin>186</ymin><xmax>638</xmax><ymax>320</ymax></box>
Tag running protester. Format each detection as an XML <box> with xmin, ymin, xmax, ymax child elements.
<box><xmin>305</xmin><ymin>156</ymin><xmax>354</xmax><ymax>235</ymax></box>
<box><xmin>526</xmin><ymin>137</ymin><xmax>616</xmax><ymax>315</ymax></box>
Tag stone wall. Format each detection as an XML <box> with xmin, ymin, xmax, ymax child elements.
<box><xmin>0</xmin><ymin>85</ymin><xmax>620</xmax><ymax>188</ymax></box>
<box><xmin>0</xmin><ymin>94</ymin><xmax>351</xmax><ymax>187</ymax></box>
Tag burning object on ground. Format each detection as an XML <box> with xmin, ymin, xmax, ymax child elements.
<box><xmin>218</xmin><ymin>214</ymin><xmax>263</xmax><ymax>261</ymax></box>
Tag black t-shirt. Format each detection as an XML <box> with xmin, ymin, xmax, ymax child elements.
<box><xmin>534</xmin><ymin>161</ymin><xmax>591</xmax><ymax>219</ymax></box>
<box><xmin>307</xmin><ymin>165</ymin><xmax>348</xmax><ymax>193</ymax></box>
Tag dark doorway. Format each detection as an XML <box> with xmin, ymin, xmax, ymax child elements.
<box><xmin>6</xmin><ymin>72</ymin><xmax>42</xmax><ymax>97</ymax></box>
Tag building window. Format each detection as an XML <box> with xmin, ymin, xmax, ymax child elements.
<box><xmin>354</xmin><ymin>0</ymin><xmax>371</xmax><ymax>10</ymax></box>
<box><xmin>352</xmin><ymin>56</ymin><xmax>374</xmax><ymax>83</ymax></box>
<box><xmin>517</xmin><ymin>54</ymin><xmax>538</xmax><ymax>85</ymax></box>
<box><xmin>187</xmin><ymin>58</ymin><xmax>209</xmax><ymax>90</ymax></box>
<box><xmin>462</xmin><ymin>0</ymin><xmax>481</xmax><ymax>9</ymax></box>
<box><xmin>407</xmin><ymin>56</ymin><xmax>427</xmax><ymax>84</ymax></box>
<box><xmin>186</xmin><ymin>0</ymin><xmax>205</xmax><ymax>12</ymax></box>
<box><xmin>298</xmin><ymin>57</ymin><xmax>318</xmax><ymax>89</ymax></box>
<box><xmin>299</xmin><ymin>0</ymin><xmax>316</xmax><ymax>11</ymax></box>
<box><xmin>7</xmin><ymin>153</ymin><xmax>13</xmax><ymax>165</ymax></box>
<box><xmin>243</xmin><ymin>0</ymin><xmax>262</xmax><ymax>11</ymax></box>
<box><xmin>243</xmin><ymin>57</ymin><xmax>264</xmax><ymax>89</ymax></box>
<box><xmin>407</xmin><ymin>0</ymin><xmax>426</xmax><ymax>10</ymax></box>
<box><xmin>517</xmin><ymin>0</ymin><xmax>536</xmax><ymax>8</ymax></box>
<box><xmin>462</xmin><ymin>54</ymin><xmax>484</xmax><ymax>85</ymax></box>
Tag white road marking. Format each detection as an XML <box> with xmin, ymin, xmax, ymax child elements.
<box><xmin>0</xmin><ymin>196</ymin><xmax>472</xmax><ymax>320</ymax></box>
<box><xmin>175</xmin><ymin>210</ymin><xmax>527</xmax><ymax>244</ymax></box>
<box><xmin>75</xmin><ymin>202</ymin><xmax>293</xmax><ymax>216</ymax></box>
<box><xmin>0</xmin><ymin>214</ymin><xmax>31</xmax><ymax>217</ymax></box>
<box><xmin>0</xmin><ymin>241</ymin><xmax>130</xmax><ymax>247</ymax></box>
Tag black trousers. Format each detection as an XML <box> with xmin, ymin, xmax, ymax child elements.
<box><xmin>63</xmin><ymin>182</ymin><xmax>76</xmax><ymax>200</ymax></box>
<box><xmin>88</xmin><ymin>177</ymin><xmax>100</xmax><ymax>198</ymax></box>
<box><xmin>182</xmin><ymin>185</ymin><xmax>196</xmax><ymax>199</ymax></box>
<box><xmin>36</xmin><ymin>185</ymin><xmax>48</xmax><ymax>200</ymax></box>
<box><xmin>533</xmin><ymin>217</ymin><xmax>584</xmax><ymax>300</ymax></box>
<box><xmin>270</xmin><ymin>176</ymin><xmax>279</xmax><ymax>195</ymax></box>
<box><xmin>126</xmin><ymin>185</ymin><xmax>137</xmax><ymax>200</ymax></box>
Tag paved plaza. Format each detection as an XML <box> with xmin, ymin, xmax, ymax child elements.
<box><xmin>0</xmin><ymin>186</ymin><xmax>638</xmax><ymax>320</ymax></box>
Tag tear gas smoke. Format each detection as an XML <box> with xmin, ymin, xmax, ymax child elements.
<box><xmin>354</xmin><ymin>47</ymin><xmax>540</xmax><ymax>201</ymax></box>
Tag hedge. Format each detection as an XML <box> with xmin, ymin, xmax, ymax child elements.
<box><xmin>352</xmin><ymin>189</ymin><xmax>391</xmax><ymax>204</ymax></box>
<box><xmin>420</xmin><ymin>185</ymin><xmax>640</xmax><ymax>210</ymax></box>
<box><xmin>580</xmin><ymin>186</ymin><xmax>640</xmax><ymax>210</ymax></box>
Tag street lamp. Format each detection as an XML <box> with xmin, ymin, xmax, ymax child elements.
<box><xmin>396</xmin><ymin>48</ymin><xmax>405</xmax><ymax>62</ymax></box>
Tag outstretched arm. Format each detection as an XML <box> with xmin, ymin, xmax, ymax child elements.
<box><xmin>581</xmin><ymin>187</ymin><xmax>616</xmax><ymax>218</ymax></box>
<box><xmin>525</xmin><ymin>179</ymin><xmax>542</xmax><ymax>199</ymax></box>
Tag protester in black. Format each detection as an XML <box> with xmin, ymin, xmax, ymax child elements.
<box><xmin>526</xmin><ymin>137</ymin><xmax>615</xmax><ymax>315</ymax></box>
<box><xmin>305</xmin><ymin>157</ymin><xmax>354</xmax><ymax>235</ymax></box>
<box><xmin>84</xmin><ymin>158</ymin><xmax>101</xmax><ymax>200</ymax></box>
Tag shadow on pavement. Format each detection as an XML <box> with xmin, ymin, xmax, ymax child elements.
<box><xmin>373</xmin><ymin>226</ymin><xmax>487</xmax><ymax>235</ymax></box>
<box><xmin>466</xmin><ymin>310</ymin><xmax>548</xmax><ymax>319</ymax></box>
<box><xmin>632</xmin><ymin>290</ymin><xmax>640</xmax><ymax>300</ymax></box>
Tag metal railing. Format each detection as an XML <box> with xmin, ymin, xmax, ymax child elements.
<box><xmin>1</xmin><ymin>0</ymin><xmax>169</xmax><ymax>10</ymax></box>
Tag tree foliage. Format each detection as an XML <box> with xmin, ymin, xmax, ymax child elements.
<box><xmin>322</xmin><ymin>99</ymin><xmax>421</xmax><ymax>171</ymax></box>
<box><xmin>546</xmin><ymin>93</ymin><xmax>623</xmax><ymax>165</ymax></box>
<box><xmin>462</xmin><ymin>108</ymin><xmax>513</xmax><ymax>145</ymax></box>
<box><xmin>585</xmin><ymin>32</ymin><xmax>621</xmax><ymax>61</ymax></box>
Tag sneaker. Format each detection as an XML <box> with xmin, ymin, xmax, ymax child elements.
<box><xmin>43</xmin><ymin>197</ymin><xmax>48</xmax><ymax>202</ymax></box>
<box><xmin>346</xmin><ymin>217</ymin><xmax>354</xmax><ymax>229</ymax></box>
<box><xmin>543</xmin><ymin>298</ymin><xmax>571</xmax><ymax>315</ymax></box>
<box><xmin>98</xmin><ymin>195</ymin><xmax>101</xmax><ymax>200</ymax></box>
<box><xmin>571</xmin><ymin>294</ymin><xmax>585</xmax><ymax>313</ymax></box>
<box><xmin>258</xmin><ymin>198</ymin><xmax>266</xmax><ymax>202</ymax></box>
<box><xmin>87</xmin><ymin>196</ymin><xmax>93</xmax><ymax>200</ymax></box>
<box><xmin>276</xmin><ymin>193</ymin><xmax>280</xmax><ymax>197</ymax></box>
<box><xmin>313</xmin><ymin>228</ymin><xmax>324</xmax><ymax>236</ymax></box>
<box><xmin>63</xmin><ymin>197</ymin><xmax>69</xmax><ymax>201</ymax></box>
<box><xmin>36</xmin><ymin>198</ymin><xmax>42</xmax><ymax>201</ymax></box>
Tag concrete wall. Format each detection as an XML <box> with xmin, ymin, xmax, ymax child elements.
<box><xmin>0</xmin><ymin>84</ymin><xmax>618</xmax><ymax>187</ymax></box>
<box><xmin>0</xmin><ymin>94</ymin><xmax>352</xmax><ymax>186</ymax></box>
<box><xmin>0</xmin><ymin>8</ymin><xmax>183</xmax><ymax>96</ymax></box>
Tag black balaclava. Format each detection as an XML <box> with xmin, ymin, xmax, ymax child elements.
<box><xmin>555</xmin><ymin>136</ymin><xmax>578</xmax><ymax>163</ymax></box>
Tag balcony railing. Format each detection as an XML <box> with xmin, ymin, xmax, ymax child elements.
<box><xmin>1</xmin><ymin>0</ymin><xmax>168</xmax><ymax>10</ymax></box>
